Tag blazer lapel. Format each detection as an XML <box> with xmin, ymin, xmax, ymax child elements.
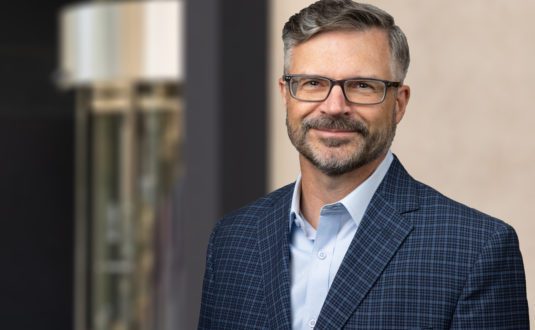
<box><xmin>315</xmin><ymin>158</ymin><xmax>418</xmax><ymax>329</ymax></box>
<box><xmin>257</xmin><ymin>188</ymin><xmax>293</xmax><ymax>329</ymax></box>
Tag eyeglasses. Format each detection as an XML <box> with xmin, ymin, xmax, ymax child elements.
<box><xmin>283</xmin><ymin>74</ymin><xmax>400</xmax><ymax>105</ymax></box>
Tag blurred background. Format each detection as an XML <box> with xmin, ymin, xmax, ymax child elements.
<box><xmin>0</xmin><ymin>0</ymin><xmax>532</xmax><ymax>329</ymax></box>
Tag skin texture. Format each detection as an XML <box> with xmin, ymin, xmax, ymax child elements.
<box><xmin>279</xmin><ymin>29</ymin><xmax>411</xmax><ymax>228</ymax></box>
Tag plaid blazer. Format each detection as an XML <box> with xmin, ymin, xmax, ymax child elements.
<box><xmin>199</xmin><ymin>157</ymin><xmax>529</xmax><ymax>329</ymax></box>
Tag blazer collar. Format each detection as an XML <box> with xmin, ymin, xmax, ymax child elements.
<box><xmin>315</xmin><ymin>156</ymin><xmax>419</xmax><ymax>328</ymax></box>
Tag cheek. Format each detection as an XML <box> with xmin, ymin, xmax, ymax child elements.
<box><xmin>361</xmin><ymin>109</ymin><xmax>394</xmax><ymax>132</ymax></box>
<box><xmin>287</xmin><ymin>102</ymin><xmax>315</xmax><ymax>123</ymax></box>
<box><xmin>286</xmin><ymin>107</ymin><xmax>299</xmax><ymax>125</ymax></box>
<box><xmin>286</xmin><ymin>109</ymin><xmax>303</xmax><ymax>134</ymax></box>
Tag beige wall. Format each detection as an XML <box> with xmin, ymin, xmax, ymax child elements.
<box><xmin>270</xmin><ymin>0</ymin><xmax>535</xmax><ymax>323</ymax></box>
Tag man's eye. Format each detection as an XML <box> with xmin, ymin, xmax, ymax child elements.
<box><xmin>346</xmin><ymin>80</ymin><xmax>383</xmax><ymax>93</ymax></box>
<box><xmin>347</xmin><ymin>81</ymin><xmax>371</xmax><ymax>89</ymax></box>
<box><xmin>302</xmin><ymin>79</ymin><xmax>322</xmax><ymax>87</ymax></box>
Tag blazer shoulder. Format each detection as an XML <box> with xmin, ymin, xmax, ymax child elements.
<box><xmin>216</xmin><ymin>183</ymin><xmax>294</xmax><ymax>229</ymax></box>
<box><xmin>386</xmin><ymin>157</ymin><xmax>516</xmax><ymax>235</ymax></box>
<box><xmin>412</xmin><ymin>176</ymin><xmax>516</xmax><ymax>236</ymax></box>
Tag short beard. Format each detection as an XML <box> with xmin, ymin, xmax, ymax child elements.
<box><xmin>286</xmin><ymin>113</ymin><xmax>396</xmax><ymax>176</ymax></box>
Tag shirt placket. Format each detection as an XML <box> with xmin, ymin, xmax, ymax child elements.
<box><xmin>303</xmin><ymin>205</ymin><xmax>343</xmax><ymax>328</ymax></box>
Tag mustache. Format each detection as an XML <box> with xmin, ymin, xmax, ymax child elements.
<box><xmin>302</xmin><ymin>116</ymin><xmax>369</xmax><ymax>136</ymax></box>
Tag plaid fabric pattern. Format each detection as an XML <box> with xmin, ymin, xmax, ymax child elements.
<box><xmin>198</xmin><ymin>157</ymin><xmax>529</xmax><ymax>329</ymax></box>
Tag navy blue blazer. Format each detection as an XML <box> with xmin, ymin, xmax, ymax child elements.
<box><xmin>199</xmin><ymin>157</ymin><xmax>529</xmax><ymax>329</ymax></box>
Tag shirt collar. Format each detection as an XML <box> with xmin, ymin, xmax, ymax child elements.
<box><xmin>289</xmin><ymin>150</ymin><xmax>394</xmax><ymax>230</ymax></box>
<box><xmin>289</xmin><ymin>175</ymin><xmax>305</xmax><ymax>230</ymax></box>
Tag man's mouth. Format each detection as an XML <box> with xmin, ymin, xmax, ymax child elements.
<box><xmin>312</xmin><ymin>127</ymin><xmax>358</xmax><ymax>139</ymax></box>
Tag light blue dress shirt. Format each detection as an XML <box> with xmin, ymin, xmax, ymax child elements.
<box><xmin>289</xmin><ymin>151</ymin><xmax>394</xmax><ymax>329</ymax></box>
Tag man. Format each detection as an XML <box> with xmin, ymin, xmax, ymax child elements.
<box><xmin>198</xmin><ymin>0</ymin><xmax>529</xmax><ymax>329</ymax></box>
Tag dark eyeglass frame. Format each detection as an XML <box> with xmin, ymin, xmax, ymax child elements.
<box><xmin>283</xmin><ymin>74</ymin><xmax>401</xmax><ymax>105</ymax></box>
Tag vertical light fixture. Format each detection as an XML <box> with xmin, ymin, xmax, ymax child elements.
<box><xmin>58</xmin><ymin>1</ymin><xmax>182</xmax><ymax>329</ymax></box>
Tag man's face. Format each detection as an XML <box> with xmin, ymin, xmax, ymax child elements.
<box><xmin>280</xmin><ymin>29</ymin><xmax>410</xmax><ymax>176</ymax></box>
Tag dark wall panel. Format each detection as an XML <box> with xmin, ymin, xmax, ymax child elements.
<box><xmin>180</xmin><ymin>0</ymin><xmax>268</xmax><ymax>328</ymax></box>
<box><xmin>0</xmin><ymin>116</ymin><xmax>73</xmax><ymax>329</ymax></box>
<box><xmin>221</xmin><ymin>0</ymin><xmax>268</xmax><ymax>214</ymax></box>
<box><xmin>0</xmin><ymin>2</ymin><xmax>74</xmax><ymax>329</ymax></box>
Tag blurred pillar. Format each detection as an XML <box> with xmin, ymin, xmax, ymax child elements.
<box><xmin>58</xmin><ymin>1</ymin><xmax>182</xmax><ymax>330</ymax></box>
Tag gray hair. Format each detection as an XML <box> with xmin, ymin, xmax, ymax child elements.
<box><xmin>282</xmin><ymin>0</ymin><xmax>410</xmax><ymax>81</ymax></box>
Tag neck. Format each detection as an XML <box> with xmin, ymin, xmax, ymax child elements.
<box><xmin>299</xmin><ymin>153</ymin><xmax>386</xmax><ymax>228</ymax></box>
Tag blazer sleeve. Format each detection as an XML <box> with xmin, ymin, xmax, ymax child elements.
<box><xmin>450</xmin><ymin>224</ymin><xmax>529</xmax><ymax>329</ymax></box>
<box><xmin>198</xmin><ymin>221</ymin><xmax>220</xmax><ymax>330</ymax></box>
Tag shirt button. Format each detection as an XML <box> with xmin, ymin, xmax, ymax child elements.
<box><xmin>308</xmin><ymin>319</ymin><xmax>316</xmax><ymax>328</ymax></box>
<box><xmin>317</xmin><ymin>250</ymin><xmax>327</xmax><ymax>260</ymax></box>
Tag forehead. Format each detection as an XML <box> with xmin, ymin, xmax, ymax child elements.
<box><xmin>289</xmin><ymin>29</ymin><xmax>393</xmax><ymax>79</ymax></box>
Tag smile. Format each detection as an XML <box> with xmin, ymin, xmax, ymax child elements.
<box><xmin>311</xmin><ymin>128</ymin><xmax>359</xmax><ymax>138</ymax></box>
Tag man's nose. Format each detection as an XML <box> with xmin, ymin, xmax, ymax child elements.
<box><xmin>321</xmin><ymin>84</ymin><xmax>350</xmax><ymax>115</ymax></box>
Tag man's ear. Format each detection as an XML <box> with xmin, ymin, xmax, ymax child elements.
<box><xmin>394</xmin><ymin>84</ymin><xmax>410</xmax><ymax>124</ymax></box>
<box><xmin>279</xmin><ymin>78</ymin><xmax>288</xmax><ymax>106</ymax></box>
